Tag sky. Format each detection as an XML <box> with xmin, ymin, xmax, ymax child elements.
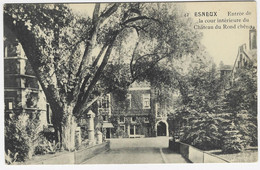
<box><xmin>70</xmin><ymin>2</ymin><xmax>257</xmax><ymax>66</ymax></box>
<box><xmin>184</xmin><ymin>2</ymin><xmax>257</xmax><ymax>66</ymax></box>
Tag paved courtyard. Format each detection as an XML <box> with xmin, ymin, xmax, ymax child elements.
<box><xmin>82</xmin><ymin>137</ymin><xmax>188</xmax><ymax>164</ymax></box>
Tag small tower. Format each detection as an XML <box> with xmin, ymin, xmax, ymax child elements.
<box><xmin>249</xmin><ymin>29</ymin><xmax>257</xmax><ymax>50</ymax></box>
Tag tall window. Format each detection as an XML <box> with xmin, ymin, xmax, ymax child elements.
<box><xmin>119</xmin><ymin>125</ymin><xmax>125</xmax><ymax>131</ymax></box>
<box><xmin>98</xmin><ymin>95</ymin><xmax>110</xmax><ymax>109</ymax></box>
<box><xmin>4</xmin><ymin>45</ymin><xmax>8</xmax><ymax>58</ymax></box>
<box><xmin>143</xmin><ymin>93</ymin><xmax>150</xmax><ymax>109</ymax></box>
<box><xmin>102</xmin><ymin>95</ymin><xmax>109</xmax><ymax>109</ymax></box>
<box><xmin>119</xmin><ymin>116</ymin><xmax>125</xmax><ymax>123</ymax></box>
<box><xmin>8</xmin><ymin>102</ymin><xmax>13</xmax><ymax>110</ymax></box>
<box><xmin>103</xmin><ymin>115</ymin><xmax>108</xmax><ymax>122</ymax></box>
<box><xmin>126</xmin><ymin>94</ymin><xmax>131</xmax><ymax>108</ymax></box>
<box><xmin>98</xmin><ymin>94</ymin><xmax>111</xmax><ymax>117</ymax></box>
<box><xmin>5</xmin><ymin>98</ymin><xmax>14</xmax><ymax>110</ymax></box>
<box><xmin>130</xmin><ymin>125</ymin><xmax>135</xmax><ymax>135</ymax></box>
<box><xmin>4</xmin><ymin>43</ymin><xmax>17</xmax><ymax>58</ymax></box>
<box><xmin>46</xmin><ymin>103</ymin><xmax>52</xmax><ymax>124</ymax></box>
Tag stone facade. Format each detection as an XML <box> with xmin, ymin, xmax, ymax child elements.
<box><xmin>97</xmin><ymin>82</ymin><xmax>170</xmax><ymax>138</ymax></box>
<box><xmin>231</xmin><ymin>29</ymin><xmax>257</xmax><ymax>78</ymax></box>
<box><xmin>4</xmin><ymin>26</ymin><xmax>52</xmax><ymax>134</ymax></box>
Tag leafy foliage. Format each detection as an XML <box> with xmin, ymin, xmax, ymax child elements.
<box><xmin>225</xmin><ymin>66</ymin><xmax>257</xmax><ymax>146</ymax></box>
<box><xmin>222</xmin><ymin>121</ymin><xmax>246</xmax><ymax>153</ymax></box>
<box><xmin>34</xmin><ymin>135</ymin><xmax>61</xmax><ymax>155</ymax></box>
<box><xmin>114</xmin><ymin>128</ymin><xmax>128</xmax><ymax>138</ymax></box>
<box><xmin>234</xmin><ymin>110</ymin><xmax>257</xmax><ymax>146</ymax></box>
<box><xmin>226</xmin><ymin>66</ymin><xmax>257</xmax><ymax>115</ymax></box>
<box><xmin>179</xmin><ymin>62</ymin><xmax>225</xmax><ymax>113</ymax></box>
<box><xmin>179</xmin><ymin>110</ymin><xmax>220</xmax><ymax>150</ymax></box>
<box><xmin>5</xmin><ymin>150</ymin><xmax>18</xmax><ymax>165</ymax></box>
<box><xmin>4</xmin><ymin>3</ymin><xmax>202</xmax><ymax>150</ymax></box>
<box><xmin>5</xmin><ymin>112</ymin><xmax>41</xmax><ymax>161</ymax></box>
<box><xmin>171</xmin><ymin>60</ymin><xmax>224</xmax><ymax>150</ymax></box>
<box><xmin>175</xmin><ymin>60</ymin><xmax>257</xmax><ymax>153</ymax></box>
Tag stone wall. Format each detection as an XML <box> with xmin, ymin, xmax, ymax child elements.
<box><xmin>169</xmin><ymin>141</ymin><xmax>229</xmax><ymax>163</ymax></box>
<box><xmin>75</xmin><ymin>142</ymin><xmax>110</xmax><ymax>164</ymax></box>
<box><xmin>24</xmin><ymin>142</ymin><xmax>110</xmax><ymax>165</ymax></box>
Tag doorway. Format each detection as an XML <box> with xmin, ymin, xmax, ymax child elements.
<box><xmin>157</xmin><ymin>121</ymin><xmax>166</xmax><ymax>136</ymax></box>
<box><xmin>106</xmin><ymin>128</ymin><xmax>111</xmax><ymax>138</ymax></box>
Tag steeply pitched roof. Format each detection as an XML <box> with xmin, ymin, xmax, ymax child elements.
<box><xmin>245</xmin><ymin>49</ymin><xmax>257</xmax><ymax>65</ymax></box>
<box><xmin>220</xmin><ymin>65</ymin><xmax>232</xmax><ymax>70</ymax></box>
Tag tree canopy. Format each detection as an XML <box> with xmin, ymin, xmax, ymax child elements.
<box><xmin>4</xmin><ymin>3</ymin><xmax>202</xmax><ymax>150</ymax></box>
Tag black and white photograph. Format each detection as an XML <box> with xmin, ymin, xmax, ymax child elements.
<box><xmin>1</xmin><ymin>0</ymin><xmax>258</xmax><ymax>166</ymax></box>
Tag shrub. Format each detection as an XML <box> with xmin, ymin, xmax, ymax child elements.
<box><xmin>235</xmin><ymin>110</ymin><xmax>257</xmax><ymax>147</ymax></box>
<box><xmin>180</xmin><ymin>111</ymin><xmax>221</xmax><ymax>150</ymax></box>
<box><xmin>5</xmin><ymin>150</ymin><xmax>18</xmax><ymax>165</ymax></box>
<box><xmin>5</xmin><ymin>111</ymin><xmax>41</xmax><ymax>161</ymax></box>
<box><xmin>218</xmin><ymin>111</ymin><xmax>256</xmax><ymax>152</ymax></box>
<box><xmin>115</xmin><ymin>129</ymin><xmax>126</xmax><ymax>138</ymax></box>
<box><xmin>222</xmin><ymin>122</ymin><xmax>246</xmax><ymax>153</ymax></box>
<box><xmin>34</xmin><ymin>145</ymin><xmax>47</xmax><ymax>155</ymax></box>
<box><xmin>34</xmin><ymin>136</ymin><xmax>60</xmax><ymax>155</ymax></box>
<box><xmin>179</xmin><ymin>110</ymin><xmax>255</xmax><ymax>152</ymax></box>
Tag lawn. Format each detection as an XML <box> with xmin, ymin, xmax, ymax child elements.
<box><xmin>207</xmin><ymin>148</ymin><xmax>258</xmax><ymax>163</ymax></box>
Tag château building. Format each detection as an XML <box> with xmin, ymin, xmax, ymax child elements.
<box><xmin>4</xmin><ymin>26</ymin><xmax>54</xmax><ymax>136</ymax></box>
<box><xmin>232</xmin><ymin>29</ymin><xmax>257</xmax><ymax>78</ymax></box>
<box><xmin>219</xmin><ymin>29</ymin><xmax>257</xmax><ymax>87</ymax></box>
<box><xmin>97</xmin><ymin>81</ymin><xmax>171</xmax><ymax>139</ymax></box>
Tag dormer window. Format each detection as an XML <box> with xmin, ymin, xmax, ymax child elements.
<box><xmin>143</xmin><ymin>94</ymin><xmax>150</xmax><ymax>109</ymax></box>
<box><xmin>131</xmin><ymin>116</ymin><xmax>136</xmax><ymax>122</ymax></box>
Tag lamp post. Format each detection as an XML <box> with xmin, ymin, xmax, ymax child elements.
<box><xmin>87</xmin><ymin>110</ymin><xmax>95</xmax><ymax>145</ymax></box>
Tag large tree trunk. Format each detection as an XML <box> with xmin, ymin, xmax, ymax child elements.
<box><xmin>62</xmin><ymin>104</ymin><xmax>77</xmax><ymax>151</ymax></box>
<box><xmin>49</xmin><ymin>102</ymin><xmax>77</xmax><ymax>151</ymax></box>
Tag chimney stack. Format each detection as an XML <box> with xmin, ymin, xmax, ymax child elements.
<box><xmin>249</xmin><ymin>29</ymin><xmax>257</xmax><ymax>50</ymax></box>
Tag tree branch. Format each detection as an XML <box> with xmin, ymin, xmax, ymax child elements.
<box><xmin>92</xmin><ymin>3</ymin><xmax>101</xmax><ymax>25</ymax></box>
<box><xmin>130</xmin><ymin>40</ymin><xmax>139</xmax><ymax>79</ymax></box>
<box><xmin>132</xmin><ymin>53</ymin><xmax>167</xmax><ymax>81</ymax></box>
<box><xmin>73</xmin><ymin>43</ymin><xmax>109</xmax><ymax>104</ymax></box>
<box><xmin>78</xmin><ymin>96</ymin><xmax>100</xmax><ymax>114</ymax></box>
<box><xmin>92</xmin><ymin>43</ymin><xmax>109</xmax><ymax>68</ymax></box>
<box><xmin>75</xmin><ymin>4</ymin><xmax>120</xmax><ymax>92</ymax></box>
<box><xmin>73</xmin><ymin>30</ymin><xmax>119</xmax><ymax>115</ymax></box>
<box><xmin>99</xmin><ymin>3</ymin><xmax>120</xmax><ymax>23</ymax></box>
<box><xmin>122</xmin><ymin>16</ymin><xmax>162</xmax><ymax>26</ymax></box>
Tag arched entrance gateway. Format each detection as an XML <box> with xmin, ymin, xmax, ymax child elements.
<box><xmin>156</xmin><ymin>121</ymin><xmax>169</xmax><ymax>136</ymax></box>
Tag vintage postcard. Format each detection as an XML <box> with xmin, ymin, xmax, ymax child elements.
<box><xmin>2</xmin><ymin>0</ymin><xmax>258</xmax><ymax>166</ymax></box>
